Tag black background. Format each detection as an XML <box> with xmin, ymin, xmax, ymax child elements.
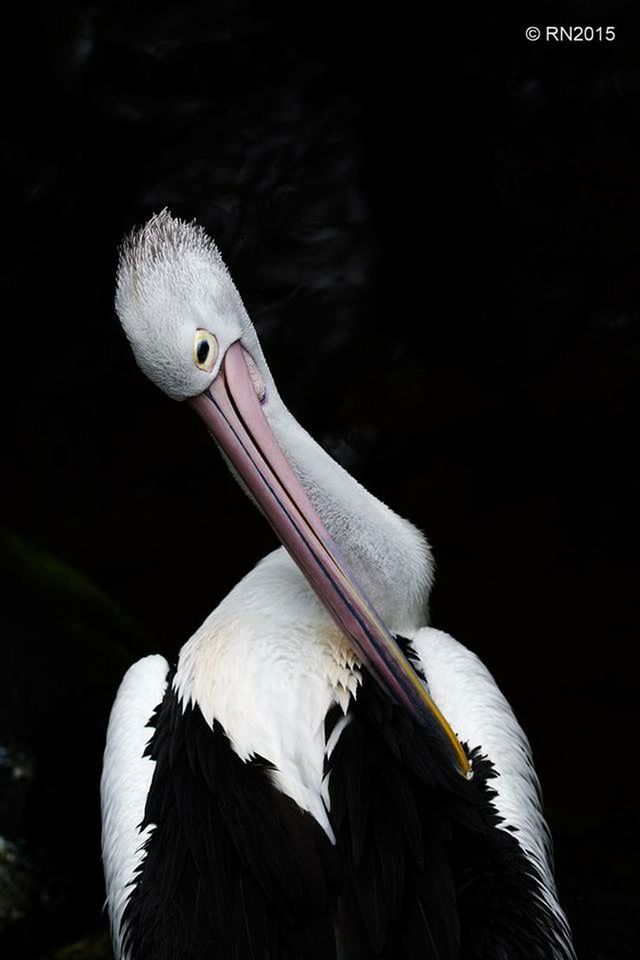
<box><xmin>3</xmin><ymin>1</ymin><xmax>639</xmax><ymax>957</ymax></box>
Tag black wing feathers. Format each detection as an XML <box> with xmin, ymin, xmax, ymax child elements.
<box><xmin>326</xmin><ymin>639</ymin><xmax>573</xmax><ymax>959</ymax></box>
<box><xmin>326</xmin><ymin>680</ymin><xmax>464</xmax><ymax>960</ymax></box>
<box><xmin>122</xmin><ymin>674</ymin><xmax>337</xmax><ymax>960</ymax></box>
<box><xmin>122</xmin><ymin>648</ymin><xmax>572</xmax><ymax>960</ymax></box>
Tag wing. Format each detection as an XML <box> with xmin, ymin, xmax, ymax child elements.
<box><xmin>326</xmin><ymin>631</ymin><xmax>576</xmax><ymax>960</ymax></box>
<box><xmin>119</xmin><ymin>671</ymin><xmax>338</xmax><ymax>960</ymax></box>
<box><xmin>411</xmin><ymin>626</ymin><xmax>575</xmax><ymax>958</ymax></box>
<box><xmin>101</xmin><ymin>654</ymin><xmax>170</xmax><ymax>960</ymax></box>
<box><xmin>411</xmin><ymin>629</ymin><xmax>551</xmax><ymax>877</ymax></box>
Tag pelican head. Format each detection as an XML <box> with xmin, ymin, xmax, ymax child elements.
<box><xmin>116</xmin><ymin>209</ymin><xmax>270</xmax><ymax>403</ymax></box>
<box><xmin>115</xmin><ymin>210</ymin><xmax>470</xmax><ymax>777</ymax></box>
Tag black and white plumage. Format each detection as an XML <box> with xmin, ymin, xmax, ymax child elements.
<box><xmin>101</xmin><ymin>211</ymin><xmax>575</xmax><ymax>958</ymax></box>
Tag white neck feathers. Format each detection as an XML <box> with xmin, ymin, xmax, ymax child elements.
<box><xmin>263</xmin><ymin>398</ymin><xmax>434</xmax><ymax>637</ymax></box>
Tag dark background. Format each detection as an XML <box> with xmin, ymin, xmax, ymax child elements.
<box><xmin>3</xmin><ymin>1</ymin><xmax>639</xmax><ymax>957</ymax></box>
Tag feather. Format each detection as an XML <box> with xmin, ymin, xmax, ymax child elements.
<box><xmin>122</xmin><ymin>672</ymin><xmax>338</xmax><ymax>960</ymax></box>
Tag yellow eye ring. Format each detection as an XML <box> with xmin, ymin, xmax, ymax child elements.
<box><xmin>193</xmin><ymin>330</ymin><xmax>218</xmax><ymax>373</ymax></box>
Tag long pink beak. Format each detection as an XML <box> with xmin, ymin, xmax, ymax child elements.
<box><xmin>189</xmin><ymin>342</ymin><xmax>470</xmax><ymax>777</ymax></box>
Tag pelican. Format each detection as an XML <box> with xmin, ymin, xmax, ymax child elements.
<box><xmin>101</xmin><ymin>210</ymin><xmax>575</xmax><ymax>959</ymax></box>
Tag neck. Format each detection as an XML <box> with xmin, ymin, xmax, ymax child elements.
<box><xmin>264</xmin><ymin>397</ymin><xmax>434</xmax><ymax>637</ymax></box>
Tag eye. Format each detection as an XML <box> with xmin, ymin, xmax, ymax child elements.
<box><xmin>193</xmin><ymin>330</ymin><xmax>218</xmax><ymax>373</ymax></box>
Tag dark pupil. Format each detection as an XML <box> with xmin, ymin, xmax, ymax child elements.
<box><xmin>197</xmin><ymin>339</ymin><xmax>210</xmax><ymax>364</ymax></box>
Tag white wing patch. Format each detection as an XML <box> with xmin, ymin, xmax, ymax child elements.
<box><xmin>411</xmin><ymin>627</ymin><xmax>574</xmax><ymax>956</ymax></box>
<box><xmin>101</xmin><ymin>655</ymin><xmax>169</xmax><ymax>960</ymax></box>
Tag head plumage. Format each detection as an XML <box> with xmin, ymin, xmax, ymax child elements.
<box><xmin>116</xmin><ymin>208</ymin><xmax>228</xmax><ymax>298</ymax></box>
<box><xmin>114</xmin><ymin>210</ymin><xmax>251</xmax><ymax>400</ymax></box>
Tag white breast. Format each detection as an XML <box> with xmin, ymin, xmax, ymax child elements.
<box><xmin>173</xmin><ymin>547</ymin><xmax>361</xmax><ymax>838</ymax></box>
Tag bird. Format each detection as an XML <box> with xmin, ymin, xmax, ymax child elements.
<box><xmin>101</xmin><ymin>209</ymin><xmax>575</xmax><ymax>960</ymax></box>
